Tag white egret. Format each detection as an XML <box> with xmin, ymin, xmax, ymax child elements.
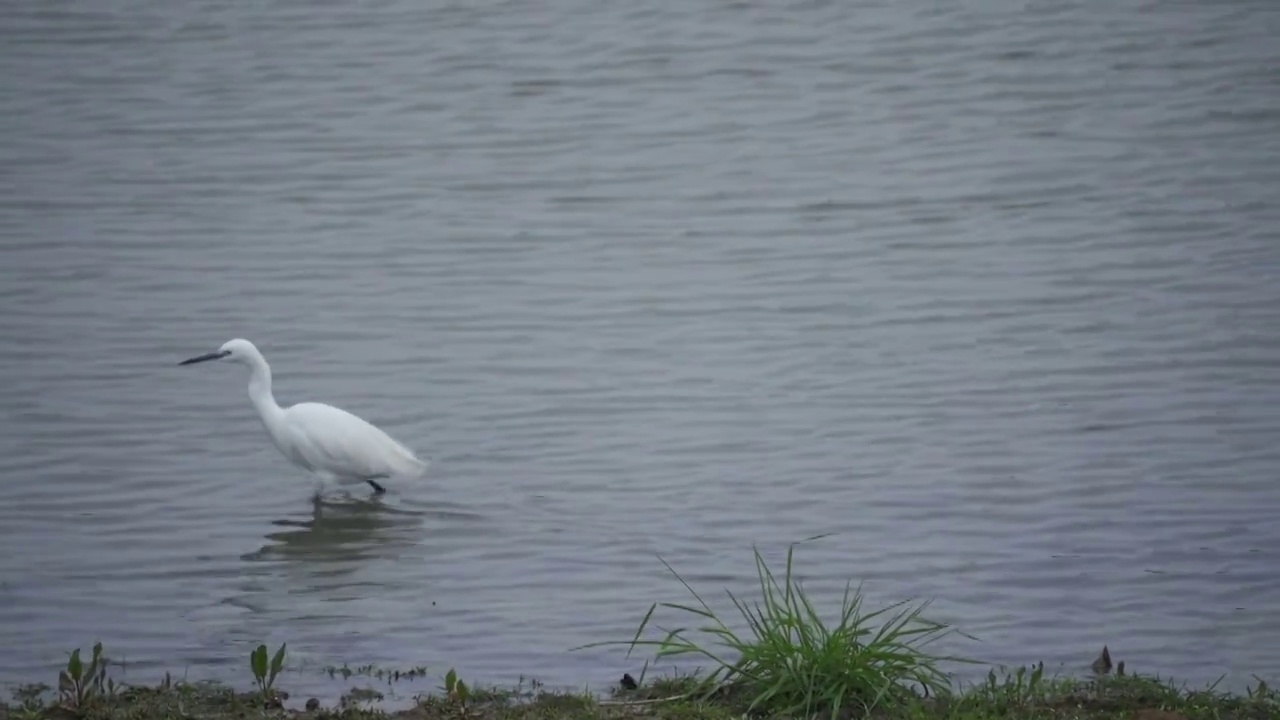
<box><xmin>179</xmin><ymin>338</ymin><xmax>429</xmax><ymax>495</ymax></box>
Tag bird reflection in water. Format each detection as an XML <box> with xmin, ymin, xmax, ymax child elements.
<box><xmin>226</xmin><ymin>495</ymin><xmax>481</xmax><ymax>622</ymax></box>
<box><xmin>243</xmin><ymin>495</ymin><xmax>423</xmax><ymax>570</ymax></box>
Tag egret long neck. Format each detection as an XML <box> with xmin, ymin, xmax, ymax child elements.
<box><xmin>245</xmin><ymin>353</ymin><xmax>284</xmax><ymax>430</ymax></box>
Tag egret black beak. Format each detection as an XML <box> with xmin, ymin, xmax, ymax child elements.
<box><xmin>179</xmin><ymin>350</ymin><xmax>231</xmax><ymax>366</ymax></box>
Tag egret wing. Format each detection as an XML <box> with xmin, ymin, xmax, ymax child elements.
<box><xmin>283</xmin><ymin>402</ymin><xmax>425</xmax><ymax>481</ymax></box>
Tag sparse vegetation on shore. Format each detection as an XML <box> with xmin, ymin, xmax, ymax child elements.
<box><xmin>5</xmin><ymin>664</ymin><xmax>1277</xmax><ymax>720</ymax></box>
<box><xmin>4</xmin><ymin>542</ymin><xmax>1277</xmax><ymax>719</ymax></box>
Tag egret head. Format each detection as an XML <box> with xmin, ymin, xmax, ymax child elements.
<box><xmin>179</xmin><ymin>338</ymin><xmax>260</xmax><ymax>366</ymax></box>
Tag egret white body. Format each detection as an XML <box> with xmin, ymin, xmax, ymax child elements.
<box><xmin>180</xmin><ymin>338</ymin><xmax>429</xmax><ymax>494</ymax></box>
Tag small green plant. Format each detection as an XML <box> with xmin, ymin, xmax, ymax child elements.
<box><xmin>581</xmin><ymin>539</ymin><xmax>974</xmax><ymax>719</ymax></box>
<box><xmin>10</xmin><ymin>683</ymin><xmax>50</xmax><ymax>720</ymax></box>
<box><xmin>58</xmin><ymin>641</ymin><xmax>114</xmax><ymax>710</ymax></box>
<box><xmin>978</xmin><ymin>662</ymin><xmax>1046</xmax><ymax>709</ymax></box>
<box><xmin>249</xmin><ymin>642</ymin><xmax>287</xmax><ymax>696</ymax></box>
<box><xmin>1247</xmin><ymin>675</ymin><xmax>1274</xmax><ymax>702</ymax></box>
<box><xmin>443</xmin><ymin>667</ymin><xmax>470</xmax><ymax>707</ymax></box>
<box><xmin>326</xmin><ymin>662</ymin><xmax>354</xmax><ymax>680</ymax></box>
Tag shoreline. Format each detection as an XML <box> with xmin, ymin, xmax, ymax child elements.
<box><xmin>6</xmin><ymin>545</ymin><xmax>1275</xmax><ymax>718</ymax></box>
<box><xmin>3</xmin><ymin>647</ymin><xmax>1276</xmax><ymax>720</ymax></box>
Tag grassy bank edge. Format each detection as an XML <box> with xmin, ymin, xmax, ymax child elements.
<box><xmin>4</xmin><ymin>662</ymin><xmax>1279</xmax><ymax>720</ymax></box>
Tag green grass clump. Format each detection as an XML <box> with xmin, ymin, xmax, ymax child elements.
<box><xmin>587</xmin><ymin>538</ymin><xmax>972</xmax><ymax>719</ymax></box>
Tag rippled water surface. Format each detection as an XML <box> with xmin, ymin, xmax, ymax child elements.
<box><xmin>2</xmin><ymin>0</ymin><xmax>1279</xmax><ymax>699</ymax></box>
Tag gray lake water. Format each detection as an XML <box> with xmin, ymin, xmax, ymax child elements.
<box><xmin>2</xmin><ymin>0</ymin><xmax>1279</xmax><ymax>702</ymax></box>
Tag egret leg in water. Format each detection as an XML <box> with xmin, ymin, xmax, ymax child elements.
<box><xmin>179</xmin><ymin>338</ymin><xmax>429</xmax><ymax>496</ymax></box>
